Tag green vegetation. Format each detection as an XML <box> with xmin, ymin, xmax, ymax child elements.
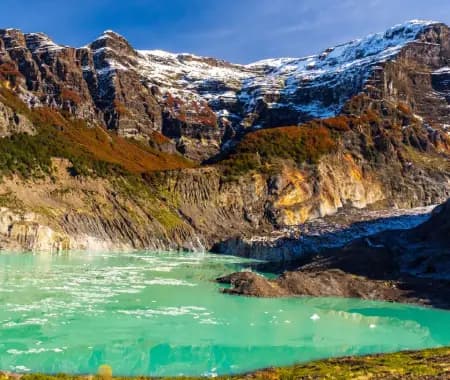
<box><xmin>113</xmin><ymin>175</ymin><xmax>184</xmax><ymax>231</ymax></box>
<box><xmin>403</xmin><ymin>145</ymin><xmax>450</xmax><ymax>173</ymax></box>
<box><xmin>0</xmin><ymin>127</ymin><xmax>118</xmax><ymax>178</ymax></box>
<box><xmin>220</xmin><ymin>153</ymin><xmax>263</xmax><ymax>181</ymax></box>
<box><xmin>0</xmin><ymin>191</ymin><xmax>25</xmax><ymax>211</ymax></box>
<box><xmin>0</xmin><ymin>84</ymin><xmax>194</xmax><ymax>232</ymax></box>
<box><xmin>236</xmin><ymin>125</ymin><xmax>337</xmax><ymax>163</ymax></box>
<box><xmin>2</xmin><ymin>348</ymin><xmax>448</xmax><ymax>380</ymax></box>
<box><xmin>0</xmin><ymin>86</ymin><xmax>194</xmax><ymax>179</ymax></box>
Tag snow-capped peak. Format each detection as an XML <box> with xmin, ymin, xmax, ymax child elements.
<box><xmin>249</xmin><ymin>20</ymin><xmax>439</xmax><ymax>70</ymax></box>
<box><xmin>24</xmin><ymin>32</ymin><xmax>64</xmax><ymax>53</ymax></box>
<box><xmin>9</xmin><ymin>20</ymin><xmax>438</xmax><ymax>130</ymax></box>
<box><xmin>88</xmin><ymin>30</ymin><xmax>130</xmax><ymax>50</ymax></box>
<box><xmin>85</xmin><ymin>19</ymin><xmax>440</xmax><ymax>125</ymax></box>
<box><xmin>98</xmin><ymin>29</ymin><xmax>124</xmax><ymax>39</ymax></box>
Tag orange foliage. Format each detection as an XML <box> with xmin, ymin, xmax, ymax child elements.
<box><xmin>322</xmin><ymin>116</ymin><xmax>351</xmax><ymax>131</ymax></box>
<box><xmin>193</xmin><ymin>111</ymin><xmax>217</xmax><ymax>127</ymax></box>
<box><xmin>58</xmin><ymin>121</ymin><xmax>194</xmax><ymax>174</ymax></box>
<box><xmin>360</xmin><ymin>108</ymin><xmax>381</xmax><ymax>124</ymax></box>
<box><xmin>237</xmin><ymin>125</ymin><xmax>337</xmax><ymax>164</ymax></box>
<box><xmin>397</xmin><ymin>102</ymin><xmax>412</xmax><ymax>115</ymax></box>
<box><xmin>190</xmin><ymin>101</ymin><xmax>217</xmax><ymax>127</ymax></box>
<box><xmin>149</xmin><ymin>131</ymin><xmax>171</xmax><ymax>145</ymax></box>
<box><xmin>165</xmin><ymin>93</ymin><xmax>186</xmax><ymax>110</ymax></box>
<box><xmin>33</xmin><ymin>107</ymin><xmax>67</xmax><ymax>127</ymax></box>
<box><xmin>0</xmin><ymin>62</ymin><xmax>21</xmax><ymax>81</ymax></box>
<box><xmin>0</xmin><ymin>87</ymin><xmax>194</xmax><ymax>174</ymax></box>
<box><xmin>165</xmin><ymin>94</ymin><xmax>217</xmax><ymax>127</ymax></box>
<box><xmin>3</xmin><ymin>82</ymin><xmax>345</xmax><ymax>176</ymax></box>
<box><xmin>60</xmin><ymin>88</ymin><xmax>82</xmax><ymax>104</ymax></box>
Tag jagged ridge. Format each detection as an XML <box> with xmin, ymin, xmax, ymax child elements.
<box><xmin>0</xmin><ymin>21</ymin><xmax>450</xmax><ymax>254</ymax></box>
<box><xmin>0</xmin><ymin>20</ymin><xmax>448</xmax><ymax>160</ymax></box>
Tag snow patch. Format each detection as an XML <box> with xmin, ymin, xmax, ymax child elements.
<box><xmin>24</xmin><ymin>33</ymin><xmax>64</xmax><ymax>53</ymax></box>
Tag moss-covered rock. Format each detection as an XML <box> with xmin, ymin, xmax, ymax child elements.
<box><xmin>3</xmin><ymin>348</ymin><xmax>449</xmax><ymax>380</ymax></box>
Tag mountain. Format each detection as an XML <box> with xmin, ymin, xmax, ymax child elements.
<box><xmin>1</xmin><ymin>20</ymin><xmax>450</xmax><ymax>159</ymax></box>
<box><xmin>0</xmin><ymin>20</ymin><xmax>449</xmax><ymax>253</ymax></box>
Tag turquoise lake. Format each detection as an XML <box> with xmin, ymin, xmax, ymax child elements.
<box><xmin>0</xmin><ymin>251</ymin><xmax>449</xmax><ymax>377</ymax></box>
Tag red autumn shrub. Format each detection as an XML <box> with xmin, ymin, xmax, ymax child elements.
<box><xmin>60</xmin><ymin>88</ymin><xmax>82</xmax><ymax>104</ymax></box>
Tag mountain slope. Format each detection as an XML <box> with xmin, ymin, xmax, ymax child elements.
<box><xmin>0</xmin><ymin>21</ymin><xmax>449</xmax><ymax>253</ymax></box>
<box><xmin>1</xmin><ymin>20</ymin><xmax>450</xmax><ymax>160</ymax></box>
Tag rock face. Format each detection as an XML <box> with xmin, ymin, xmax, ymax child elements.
<box><xmin>219</xmin><ymin>199</ymin><xmax>450</xmax><ymax>308</ymax></box>
<box><xmin>413</xmin><ymin>198</ymin><xmax>450</xmax><ymax>244</ymax></box>
<box><xmin>2</xmin><ymin>21</ymin><xmax>450</xmax><ymax>159</ymax></box>
<box><xmin>0</xmin><ymin>21</ymin><xmax>450</xmax><ymax>254</ymax></box>
<box><xmin>0</xmin><ymin>101</ymin><xmax>34</xmax><ymax>136</ymax></box>
<box><xmin>395</xmin><ymin>200</ymin><xmax>450</xmax><ymax>279</ymax></box>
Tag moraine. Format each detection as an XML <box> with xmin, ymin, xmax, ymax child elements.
<box><xmin>0</xmin><ymin>251</ymin><xmax>449</xmax><ymax>377</ymax></box>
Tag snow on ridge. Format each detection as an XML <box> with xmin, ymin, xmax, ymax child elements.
<box><xmin>433</xmin><ymin>67</ymin><xmax>450</xmax><ymax>75</ymax></box>
<box><xmin>139</xmin><ymin>49</ymin><xmax>180</xmax><ymax>60</ymax></box>
<box><xmin>75</xmin><ymin>20</ymin><xmax>446</xmax><ymax>123</ymax></box>
<box><xmin>248</xmin><ymin>20</ymin><xmax>438</xmax><ymax>72</ymax></box>
<box><xmin>136</xmin><ymin>20</ymin><xmax>439</xmax><ymax>114</ymax></box>
<box><xmin>136</xmin><ymin>49</ymin><xmax>254</xmax><ymax>101</ymax></box>
<box><xmin>95</xmin><ymin>29</ymin><xmax>125</xmax><ymax>41</ymax></box>
<box><xmin>24</xmin><ymin>32</ymin><xmax>64</xmax><ymax>53</ymax></box>
<box><xmin>95</xmin><ymin>61</ymin><xmax>129</xmax><ymax>76</ymax></box>
<box><xmin>16</xmin><ymin>20</ymin><xmax>439</xmax><ymax>125</ymax></box>
<box><xmin>233</xmin><ymin>20</ymin><xmax>441</xmax><ymax>119</ymax></box>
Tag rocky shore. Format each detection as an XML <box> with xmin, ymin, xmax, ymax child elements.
<box><xmin>218</xmin><ymin>200</ymin><xmax>450</xmax><ymax>309</ymax></box>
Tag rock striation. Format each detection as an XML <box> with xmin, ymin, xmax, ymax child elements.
<box><xmin>219</xmin><ymin>199</ymin><xmax>450</xmax><ymax>308</ymax></box>
<box><xmin>0</xmin><ymin>21</ymin><xmax>450</xmax><ymax>254</ymax></box>
<box><xmin>1</xmin><ymin>21</ymin><xmax>450</xmax><ymax>159</ymax></box>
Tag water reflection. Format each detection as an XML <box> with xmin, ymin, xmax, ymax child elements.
<box><xmin>0</xmin><ymin>251</ymin><xmax>449</xmax><ymax>376</ymax></box>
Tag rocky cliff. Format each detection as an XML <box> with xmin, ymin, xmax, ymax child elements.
<box><xmin>1</xmin><ymin>20</ymin><xmax>450</xmax><ymax>159</ymax></box>
<box><xmin>218</xmin><ymin>199</ymin><xmax>450</xmax><ymax>308</ymax></box>
<box><xmin>0</xmin><ymin>21</ymin><xmax>449</xmax><ymax>254</ymax></box>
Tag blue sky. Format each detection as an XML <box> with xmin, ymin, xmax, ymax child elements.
<box><xmin>1</xmin><ymin>0</ymin><xmax>450</xmax><ymax>63</ymax></box>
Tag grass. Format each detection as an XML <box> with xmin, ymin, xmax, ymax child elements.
<box><xmin>0</xmin><ymin>84</ymin><xmax>194</xmax><ymax>232</ymax></box>
<box><xmin>2</xmin><ymin>348</ymin><xmax>448</xmax><ymax>380</ymax></box>
<box><xmin>0</xmin><ymin>191</ymin><xmax>25</xmax><ymax>210</ymax></box>
<box><xmin>112</xmin><ymin>175</ymin><xmax>184</xmax><ymax>231</ymax></box>
<box><xmin>402</xmin><ymin>145</ymin><xmax>450</xmax><ymax>173</ymax></box>
<box><xmin>236</xmin><ymin>125</ymin><xmax>337</xmax><ymax>164</ymax></box>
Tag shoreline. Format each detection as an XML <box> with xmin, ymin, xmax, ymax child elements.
<box><xmin>219</xmin><ymin>200</ymin><xmax>450</xmax><ymax>309</ymax></box>
<box><xmin>1</xmin><ymin>347</ymin><xmax>449</xmax><ymax>379</ymax></box>
<box><xmin>218</xmin><ymin>268</ymin><xmax>450</xmax><ymax>310</ymax></box>
<box><xmin>0</xmin><ymin>204</ymin><xmax>435</xmax><ymax>258</ymax></box>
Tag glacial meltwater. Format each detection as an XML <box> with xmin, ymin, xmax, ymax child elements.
<box><xmin>0</xmin><ymin>251</ymin><xmax>449</xmax><ymax>377</ymax></box>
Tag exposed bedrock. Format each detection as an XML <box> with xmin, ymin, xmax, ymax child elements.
<box><xmin>0</xmin><ymin>21</ymin><xmax>450</xmax><ymax>253</ymax></box>
<box><xmin>2</xmin><ymin>21</ymin><xmax>450</xmax><ymax>159</ymax></box>
<box><xmin>218</xmin><ymin>199</ymin><xmax>450</xmax><ymax>308</ymax></box>
<box><xmin>0</xmin><ymin>147</ymin><xmax>448</xmax><ymax>255</ymax></box>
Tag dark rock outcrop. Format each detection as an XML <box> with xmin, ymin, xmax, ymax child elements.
<box><xmin>1</xmin><ymin>22</ymin><xmax>450</xmax><ymax>254</ymax></box>
<box><xmin>2</xmin><ymin>21</ymin><xmax>450</xmax><ymax>160</ymax></box>
<box><xmin>219</xmin><ymin>199</ymin><xmax>450</xmax><ymax>309</ymax></box>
